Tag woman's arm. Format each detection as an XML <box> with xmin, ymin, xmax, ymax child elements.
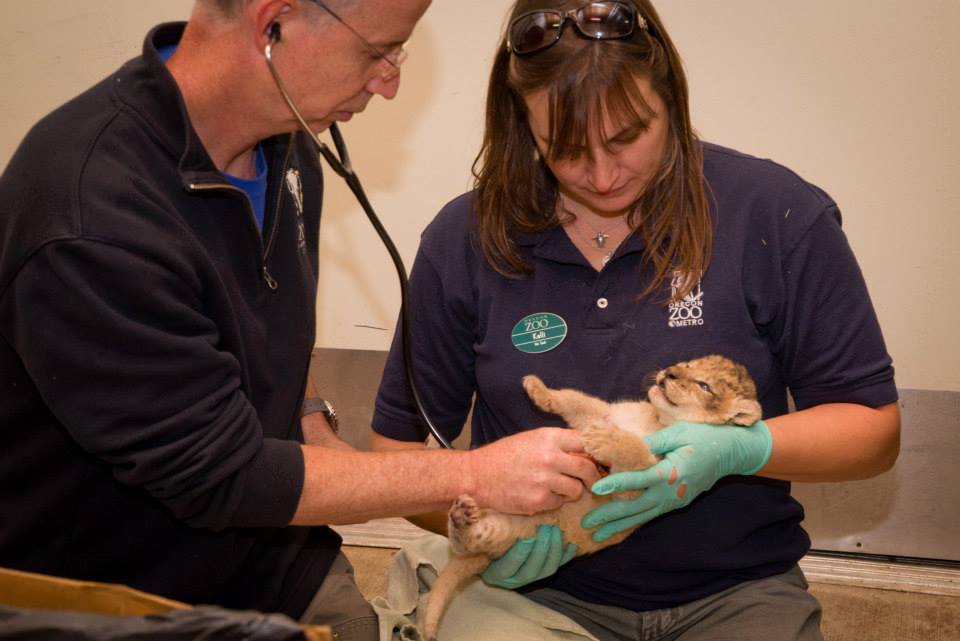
<box><xmin>760</xmin><ymin>401</ymin><xmax>900</xmax><ymax>482</ymax></box>
<box><xmin>584</xmin><ymin>401</ymin><xmax>900</xmax><ymax>541</ymax></box>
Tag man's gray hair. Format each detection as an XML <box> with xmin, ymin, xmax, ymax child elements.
<box><xmin>206</xmin><ymin>0</ymin><xmax>356</xmax><ymax>18</ymax></box>
<box><xmin>207</xmin><ymin>0</ymin><xmax>246</xmax><ymax>17</ymax></box>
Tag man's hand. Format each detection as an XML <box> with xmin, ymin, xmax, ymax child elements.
<box><xmin>466</xmin><ymin>428</ymin><xmax>599</xmax><ymax>515</ymax></box>
<box><xmin>582</xmin><ymin>420</ymin><xmax>772</xmax><ymax>541</ymax></box>
<box><xmin>482</xmin><ymin>525</ymin><xmax>577</xmax><ymax>589</ymax></box>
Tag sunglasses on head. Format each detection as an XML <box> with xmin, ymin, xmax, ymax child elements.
<box><xmin>507</xmin><ymin>1</ymin><xmax>648</xmax><ymax>56</ymax></box>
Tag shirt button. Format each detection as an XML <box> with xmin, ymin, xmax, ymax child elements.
<box><xmin>596</xmin><ymin>298</ymin><xmax>609</xmax><ymax>309</ymax></box>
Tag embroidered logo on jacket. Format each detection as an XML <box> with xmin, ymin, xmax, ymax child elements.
<box><xmin>285</xmin><ymin>168</ymin><xmax>307</xmax><ymax>251</ymax></box>
<box><xmin>668</xmin><ymin>271</ymin><xmax>704</xmax><ymax>328</ymax></box>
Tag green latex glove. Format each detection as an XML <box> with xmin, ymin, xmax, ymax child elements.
<box><xmin>583</xmin><ymin>420</ymin><xmax>772</xmax><ymax>542</ymax></box>
<box><xmin>480</xmin><ymin>524</ymin><xmax>578</xmax><ymax>589</ymax></box>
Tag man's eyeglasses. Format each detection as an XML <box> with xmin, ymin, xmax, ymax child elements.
<box><xmin>309</xmin><ymin>0</ymin><xmax>407</xmax><ymax>81</ymax></box>
<box><xmin>507</xmin><ymin>1</ymin><xmax>648</xmax><ymax>56</ymax></box>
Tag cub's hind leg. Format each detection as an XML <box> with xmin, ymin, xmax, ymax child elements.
<box><xmin>523</xmin><ymin>375</ymin><xmax>613</xmax><ymax>431</ymax></box>
<box><xmin>447</xmin><ymin>494</ymin><xmax>482</xmax><ymax>556</ymax></box>
<box><xmin>448</xmin><ymin>495</ymin><xmax>538</xmax><ymax>560</ymax></box>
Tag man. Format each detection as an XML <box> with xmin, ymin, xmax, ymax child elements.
<box><xmin>0</xmin><ymin>2</ymin><xmax>598</xmax><ymax>639</ymax></box>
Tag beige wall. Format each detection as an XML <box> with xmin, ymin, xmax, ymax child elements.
<box><xmin>1</xmin><ymin>1</ymin><xmax>957</xmax><ymax>392</ymax></box>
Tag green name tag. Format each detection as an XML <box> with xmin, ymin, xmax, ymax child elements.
<box><xmin>511</xmin><ymin>313</ymin><xmax>567</xmax><ymax>354</ymax></box>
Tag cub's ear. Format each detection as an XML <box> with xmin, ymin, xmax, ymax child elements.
<box><xmin>728</xmin><ymin>398</ymin><xmax>762</xmax><ymax>426</ymax></box>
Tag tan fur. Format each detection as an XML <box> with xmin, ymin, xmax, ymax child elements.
<box><xmin>421</xmin><ymin>355</ymin><xmax>761</xmax><ymax>641</ymax></box>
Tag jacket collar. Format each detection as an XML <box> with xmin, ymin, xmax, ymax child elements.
<box><xmin>112</xmin><ymin>22</ymin><xmax>289</xmax><ymax>190</ymax></box>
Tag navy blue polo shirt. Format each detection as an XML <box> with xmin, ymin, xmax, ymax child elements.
<box><xmin>372</xmin><ymin>143</ymin><xmax>897</xmax><ymax>610</ymax></box>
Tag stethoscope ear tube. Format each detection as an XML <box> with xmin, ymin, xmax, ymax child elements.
<box><xmin>265</xmin><ymin>40</ymin><xmax>453</xmax><ymax>449</ymax></box>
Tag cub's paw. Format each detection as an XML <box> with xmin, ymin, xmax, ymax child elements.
<box><xmin>583</xmin><ymin>425</ymin><xmax>658</xmax><ymax>474</ymax></box>
<box><xmin>523</xmin><ymin>375</ymin><xmax>556</xmax><ymax>413</ymax></box>
<box><xmin>449</xmin><ymin>494</ymin><xmax>480</xmax><ymax>531</ymax></box>
<box><xmin>448</xmin><ymin>495</ymin><xmax>482</xmax><ymax>555</ymax></box>
<box><xmin>581</xmin><ymin>425</ymin><xmax>622</xmax><ymax>467</ymax></box>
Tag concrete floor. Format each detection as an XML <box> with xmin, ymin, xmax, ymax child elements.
<box><xmin>343</xmin><ymin>545</ymin><xmax>960</xmax><ymax>641</ymax></box>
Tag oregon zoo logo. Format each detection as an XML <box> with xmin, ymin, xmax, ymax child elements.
<box><xmin>668</xmin><ymin>272</ymin><xmax>705</xmax><ymax>328</ymax></box>
<box><xmin>511</xmin><ymin>313</ymin><xmax>568</xmax><ymax>354</ymax></box>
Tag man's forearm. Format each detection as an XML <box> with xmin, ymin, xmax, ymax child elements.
<box><xmin>290</xmin><ymin>445</ymin><xmax>476</xmax><ymax>525</ymax></box>
<box><xmin>291</xmin><ymin>426</ymin><xmax>600</xmax><ymax>525</ymax></box>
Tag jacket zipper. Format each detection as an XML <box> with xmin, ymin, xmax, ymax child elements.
<box><xmin>187</xmin><ymin>139</ymin><xmax>294</xmax><ymax>290</ymax></box>
<box><xmin>261</xmin><ymin>138</ymin><xmax>295</xmax><ymax>289</ymax></box>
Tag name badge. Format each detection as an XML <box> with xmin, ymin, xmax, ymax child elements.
<box><xmin>511</xmin><ymin>313</ymin><xmax>567</xmax><ymax>354</ymax></box>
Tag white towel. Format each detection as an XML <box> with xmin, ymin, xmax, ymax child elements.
<box><xmin>370</xmin><ymin>533</ymin><xmax>599</xmax><ymax>641</ymax></box>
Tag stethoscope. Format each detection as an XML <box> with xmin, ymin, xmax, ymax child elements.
<box><xmin>264</xmin><ymin>23</ymin><xmax>453</xmax><ymax>449</ymax></box>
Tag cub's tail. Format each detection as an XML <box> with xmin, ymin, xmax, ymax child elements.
<box><xmin>421</xmin><ymin>553</ymin><xmax>490</xmax><ymax>641</ymax></box>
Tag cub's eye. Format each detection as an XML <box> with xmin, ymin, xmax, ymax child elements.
<box><xmin>696</xmin><ymin>381</ymin><xmax>713</xmax><ymax>394</ymax></box>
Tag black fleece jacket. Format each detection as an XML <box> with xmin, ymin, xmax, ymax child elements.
<box><xmin>0</xmin><ymin>23</ymin><xmax>340</xmax><ymax>617</ymax></box>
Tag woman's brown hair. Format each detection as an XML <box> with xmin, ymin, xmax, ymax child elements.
<box><xmin>472</xmin><ymin>0</ymin><xmax>710</xmax><ymax>302</ymax></box>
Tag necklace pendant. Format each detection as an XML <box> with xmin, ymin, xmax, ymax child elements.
<box><xmin>594</xmin><ymin>232</ymin><xmax>609</xmax><ymax>248</ymax></box>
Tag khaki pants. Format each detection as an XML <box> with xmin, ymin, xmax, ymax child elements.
<box><xmin>301</xmin><ymin>553</ymin><xmax>379</xmax><ymax>641</ymax></box>
<box><xmin>527</xmin><ymin>566</ymin><xmax>823</xmax><ymax>641</ymax></box>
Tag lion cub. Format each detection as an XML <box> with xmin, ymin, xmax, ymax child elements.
<box><xmin>421</xmin><ymin>355</ymin><xmax>761</xmax><ymax>640</ymax></box>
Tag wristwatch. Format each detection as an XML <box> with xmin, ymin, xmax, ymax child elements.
<box><xmin>300</xmin><ymin>398</ymin><xmax>339</xmax><ymax>434</ymax></box>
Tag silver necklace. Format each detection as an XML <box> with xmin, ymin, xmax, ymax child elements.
<box><xmin>583</xmin><ymin>220</ymin><xmax>624</xmax><ymax>249</ymax></box>
<box><xmin>600</xmin><ymin>234</ymin><xmax>629</xmax><ymax>266</ymax></box>
<box><xmin>566</xmin><ymin>209</ymin><xmax>629</xmax><ymax>249</ymax></box>
<box><xmin>568</xmin><ymin>221</ymin><xmax>630</xmax><ymax>267</ymax></box>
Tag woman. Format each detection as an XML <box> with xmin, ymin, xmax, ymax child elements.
<box><xmin>371</xmin><ymin>1</ymin><xmax>899</xmax><ymax>639</ymax></box>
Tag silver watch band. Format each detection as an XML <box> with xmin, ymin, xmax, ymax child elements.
<box><xmin>300</xmin><ymin>398</ymin><xmax>339</xmax><ymax>433</ymax></box>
